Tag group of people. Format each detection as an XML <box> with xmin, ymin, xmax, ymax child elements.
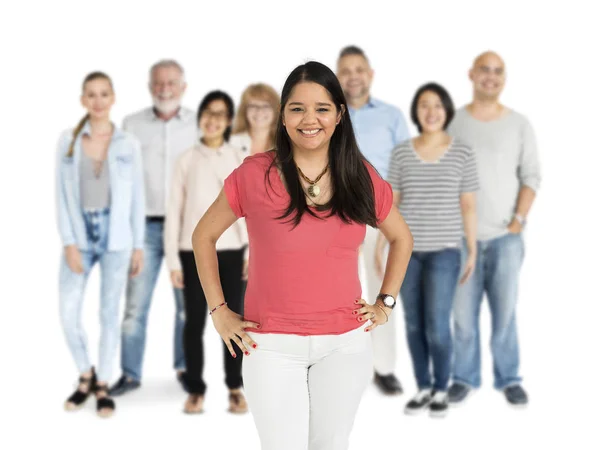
<box><xmin>56</xmin><ymin>45</ymin><xmax>540</xmax><ymax>449</ymax></box>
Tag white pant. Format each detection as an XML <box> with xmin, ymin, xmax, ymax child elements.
<box><xmin>360</xmin><ymin>226</ymin><xmax>398</xmax><ymax>375</ymax></box>
<box><xmin>243</xmin><ymin>325</ymin><xmax>372</xmax><ymax>450</ymax></box>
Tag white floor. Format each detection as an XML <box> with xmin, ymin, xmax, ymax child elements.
<box><xmin>9</xmin><ymin>241</ymin><xmax>594</xmax><ymax>449</ymax></box>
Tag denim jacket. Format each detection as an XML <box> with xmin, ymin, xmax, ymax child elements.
<box><xmin>56</xmin><ymin>122</ymin><xmax>145</xmax><ymax>251</ymax></box>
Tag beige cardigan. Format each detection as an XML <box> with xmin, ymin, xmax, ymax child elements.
<box><xmin>164</xmin><ymin>142</ymin><xmax>248</xmax><ymax>272</ymax></box>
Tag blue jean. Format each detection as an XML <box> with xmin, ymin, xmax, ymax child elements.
<box><xmin>120</xmin><ymin>220</ymin><xmax>185</xmax><ymax>381</ymax></box>
<box><xmin>452</xmin><ymin>232</ymin><xmax>525</xmax><ymax>390</ymax></box>
<box><xmin>59</xmin><ymin>209</ymin><xmax>131</xmax><ymax>383</ymax></box>
<box><xmin>400</xmin><ymin>248</ymin><xmax>461</xmax><ymax>392</ymax></box>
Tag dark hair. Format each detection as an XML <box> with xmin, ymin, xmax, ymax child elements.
<box><xmin>270</xmin><ymin>61</ymin><xmax>378</xmax><ymax>227</ymax></box>
<box><xmin>197</xmin><ymin>90</ymin><xmax>235</xmax><ymax>142</ymax></box>
<box><xmin>68</xmin><ymin>71</ymin><xmax>114</xmax><ymax>157</ymax></box>
<box><xmin>410</xmin><ymin>82</ymin><xmax>455</xmax><ymax>133</ymax></box>
<box><xmin>338</xmin><ymin>45</ymin><xmax>369</xmax><ymax>63</ymax></box>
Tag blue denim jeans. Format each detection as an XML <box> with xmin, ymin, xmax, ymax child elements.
<box><xmin>400</xmin><ymin>248</ymin><xmax>461</xmax><ymax>392</ymax></box>
<box><xmin>59</xmin><ymin>208</ymin><xmax>130</xmax><ymax>383</ymax></box>
<box><xmin>452</xmin><ymin>232</ymin><xmax>525</xmax><ymax>390</ymax></box>
<box><xmin>120</xmin><ymin>220</ymin><xmax>185</xmax><ymax>381</ymax></box>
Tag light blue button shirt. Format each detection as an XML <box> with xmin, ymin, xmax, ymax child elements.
<box><xmin>349</xmin><ymin>97</ymin><xmax>410</xmax><ymax>179</ymax></box>
<box><xmin>56</xmin><ymin>122</ymin><xmax>146</xmax><ymax>251</ymax></box>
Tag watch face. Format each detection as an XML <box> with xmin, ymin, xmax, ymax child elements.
<box><xmin>383</xmin><ymin>295</ymin><xmax>395</xmax><ymax>307</ymax></box>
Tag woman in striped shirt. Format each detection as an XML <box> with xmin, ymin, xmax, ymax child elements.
<box><xmin>376</xmin><ymin>83</ymin><xmax>479</xmax><ymax>418</ymax></box>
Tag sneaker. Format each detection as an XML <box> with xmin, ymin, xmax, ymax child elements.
<box><xmin>504</xmin><ymin>385</ymin><xmax>528</xmax><ymax>408</ymax></box>
<box><xmin>108</xmin><ymin>375</ymin><xmax>141</xmax><ymax>397</ymax></box>
<box><xmin>429</xmin><ymin>391</ymin><xmax>449</xmax><ymax>418</ymax></box>
<box><xmin>448</xmin><ymin>383</ymin><xmax>472</xmax><ymax>406</ymax></box>
<box><xmin>404</xmin><ymin>389</ymin><xmax>432</xmax><ymax>415</ymax></box>
<box><xmin>374</xmin><ymin>373</ymin><xmax>403</xmax><ymax>395</ymax></box>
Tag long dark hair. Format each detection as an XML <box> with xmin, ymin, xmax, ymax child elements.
<box><xmin>197</xmin><ymin>90</ymin><xmax>235</xmax><ymax>141</ymax></box>
<box><xmin>269</xmin><ymin>61</ymin><xmax>377</xmax><ymax>227</ymax></box>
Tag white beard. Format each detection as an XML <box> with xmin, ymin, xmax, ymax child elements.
<box><xmin>152</xmin><ymin>97</ymin><xmax>181</xmax><ymax>115</ymax></box>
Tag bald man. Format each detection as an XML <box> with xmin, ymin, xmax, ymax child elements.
<box><xmin>447</xmin><ymin>52</ymin><xmax>541</xmax><ymax>408</ymax></box>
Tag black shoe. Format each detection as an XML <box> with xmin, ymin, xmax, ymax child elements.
<box><xmin>448</xmin><ymin>383</ymin><xmax>472</xmax><ymax>406</ymax></box>
<box><xmin>504</xmin><ymin>385</ymin><xmax>528</xmax><ymax>408</ymax></box>
<box><xmin>177</xmin><ymin>372</ymin><xmax>190</xmax><ymax>393</ymax></box>
<box><xmin>64</xmin><ymin>367</ymin><xmax>97</xmax><ymax>411</ymax></box>
<box><xmin>404</xmin><ymin>389</ymin><xmax>432</xmax><ymax>415</ymax></box>
<box><xmin>109</xmin><ymin>375</ymin><xmax>141</xmax><ymax>397</ymax></box>
<box><xmin>374</xmin><ymin>373</ymin><xmax>403</xmax><ymax>395</ymax></box>
<box><xmin>429</xmin><ymin>391</ymin><xmax>449</xmax><ymax>418</ymax></box>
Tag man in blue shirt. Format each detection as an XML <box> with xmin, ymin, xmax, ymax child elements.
<box><xmin>337</xmin><ymin>46</ymin><xmax>410</xmax><ymax>395</ymax></box>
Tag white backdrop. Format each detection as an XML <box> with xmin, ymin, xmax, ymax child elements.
<box><xmin>1</xmin><ymin>0</ymin><xmax>598</xmax><ymax>448</ymax></box>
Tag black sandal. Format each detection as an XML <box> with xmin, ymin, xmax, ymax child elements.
<box><xmin>94</xmin><ymin>384</ymin><xmax>116</xmax><ymax>418</ymax></box>
<box><xmin>65</xmin><ymin>368</ymin><xmax>97</xmax><ymax>411</ymax></box>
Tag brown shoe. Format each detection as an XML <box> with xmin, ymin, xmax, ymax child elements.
<box><xmin>228</xmin><ymin>390</ymin><xmax>248</xmax><ymax>414</ymax></box>
<box><xmin>183</xmin><ymin>394</ymin><xmax>204</xmax><ymax>414</ymax></box>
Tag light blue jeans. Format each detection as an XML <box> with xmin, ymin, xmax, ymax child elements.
<box><xmin>59</xmin><ymin>209</ymin><xmax>130</xmax><ymax>383</ymax></box>
<box><xmin>452</xmin><ymin>232</ymin><xmax>525</xmax><ymax>390</ymax></box>
<box><xmin>120</xmin><ymin>220</ymin><xmax>185</xmax><ymax>381</ymax></box>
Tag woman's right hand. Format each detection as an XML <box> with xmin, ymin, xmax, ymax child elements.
<box><xmin>211</xmin><ymin>306</ymin><xmax>261</xmax><ymax>358</ymax></box>
<box><xmin>170</xmin><ymin>270</ymin><xmax>184</xmax><ymax>289</ymax></box>
<box><xmin>65</xmin><ymin>245</ymin><xmax>84</xmax><ymax>274</ymax></box>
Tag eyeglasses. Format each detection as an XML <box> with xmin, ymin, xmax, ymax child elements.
<box><xmin>247</xmin><ymin>104</ymin><xmax>273</xmax><ymax>112</ymax></box>
<box><xmin>202</xmin><ymin>110</ymin><xmax>229</xmax><ymax>120</ymax></box>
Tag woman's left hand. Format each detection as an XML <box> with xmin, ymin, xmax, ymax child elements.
<box><xmin>130</xmin><ymin>249</ymin><xmax>144</xmax><ymax>278</ymax></box>
<box><xmin>353</xmin><ymin>298</ymin><xmax>389</xmax><ymax>332</ymax></box>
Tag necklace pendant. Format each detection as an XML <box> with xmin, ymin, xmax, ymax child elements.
<box><xmin>308</xmin><ymin>184</ymin><xmax>320</xmax><ymax>197</ymax></box>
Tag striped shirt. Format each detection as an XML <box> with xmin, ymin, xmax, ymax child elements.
<box><xmin>388</xmin><ymin>139</ymin><xmax>479</xmax><ymax>252</ymax></box>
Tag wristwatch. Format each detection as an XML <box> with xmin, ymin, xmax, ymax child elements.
<box><xmin>514</xmin><ymin>213</ymin><xmax>527</xmax><ymax>227</ymax></box>
<box><xmin>377</xmin><ymin>293</ymin><xmax>396</xmax><ymax>310</ymax></box>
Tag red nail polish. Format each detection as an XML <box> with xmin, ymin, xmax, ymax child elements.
<box><xmin>232</xmin><ymin>353</ymin><xmax>237</xmax><ymax>358</ymax></box>
<box><xmin>256</xmin><ymin>324</ymin><xmax>261</xmax><ymax>329</ymax></box>
<box><xmin>245</xmin><ymin>352</ymin><xmax>250</xmax><ymax>356</ymax></box>
<box><xmin>252</xmin><ymin>344</ymin><xmax>257</xmax><ymax>349</ymax></box>
<box><xmin>364</xmin><ymin>328</ymin><xmax>369</xmax><ymax>332</ymax></box>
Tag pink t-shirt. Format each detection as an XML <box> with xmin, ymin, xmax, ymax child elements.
<box><xmin>224</xmin><ymin>152</ymin><xmax>393</xmax><ymax>335</ymax></box>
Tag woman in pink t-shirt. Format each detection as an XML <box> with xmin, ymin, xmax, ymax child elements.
<box><xmin>191</xmin><ymin>61</ymin><xmax>413</xmax><ymax>450</ymax></box>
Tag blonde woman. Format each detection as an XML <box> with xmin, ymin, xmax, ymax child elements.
<box><xmin>230</xmin><ymin>83</ymin><xmax>279</xmax><ymax>155</ymax></box>
<box><xmin>57</xmin><ymin>72</ymin><xmax>145</xmax><ymax>418</ymax></box>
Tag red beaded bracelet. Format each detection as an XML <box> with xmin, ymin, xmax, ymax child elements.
<box><xmin>209</xmin><ymin>301</ymin><xmax>227</xmax><ymax>315</ymax></box>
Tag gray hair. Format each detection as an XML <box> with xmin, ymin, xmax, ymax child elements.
<box><xmin>149</xmin><ymin>59</ymin><xmax>186</xmax><ymax>83</ymax></box>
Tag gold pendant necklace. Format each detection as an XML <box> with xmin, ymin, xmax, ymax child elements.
<box><xmin>297</xmin><ymin>164</ymin><xmax>328</xmax><ymax>198</ymax></box>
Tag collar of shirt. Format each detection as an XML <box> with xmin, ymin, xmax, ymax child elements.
<box><xmin>80</xmin><ymin>121</ymin><xmax>125</xmax><ymax>142</ymax></box>
<box><xmin>148</xmin><ymin>106</ymin><xmax>193</xmax><ymax>122</ymax></box>
<box><xmin>349</xmin><ymin>96</ymin><xmax>381</xmax><ymax>113</ymax></box>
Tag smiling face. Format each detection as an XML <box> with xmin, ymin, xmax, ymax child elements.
<box><xmin>416</xmin><ymin>90</ymin><xmax>447</xmax><ymax>134</ymax></box>
<box><xmin>150</xmin><ymin>65</ymin><xmax>186</xmax><ymax>114</ymax></box>
<box><xmin>80</xmin><ymin>77</ymin><xmax>115</xmax><ymax>120</ymax></box>
<box><xmin>336</xmin><ymin>54</ymin><xmax>373</xmax><ymax>103</ymax></box>
<box><xmin>469</xmin><ymin>52</ymin><xmax>506</xmax><ymax>101</ymax></box>
<box><xmin>199</xmin><ymin>99</ymin><xmax>231</xmax><ymax>143</ymax></box>
<box><xmin>246</xmin><ymin>97</ymin><xmax>275</xmax><ymax>132</ymax></box>
<box><xmin>282</xmin><ymin>82</ymin><xmax>342</xmax><ymax>154</ymax></box>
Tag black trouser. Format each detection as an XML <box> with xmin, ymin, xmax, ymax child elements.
<box><xmin>179</xmin><ymin>249</ymin><xmax>245</xmax><ymax>395</ymax></box>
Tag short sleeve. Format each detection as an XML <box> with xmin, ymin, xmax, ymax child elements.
<box><xmin>366</xmin><ymin>163</ymin><xmax>393</xmax><ymax>225</ymax></box>
<box><xmin>387</xmin><ymin>144</ymin><xmax>404</xmax><ymax>192</ymax></box>
<box><xmin>460</xmin><ymin>145</ymin><xmax>479</xmax><ymax>193</ymax></box>
<box><xmin>224</xmin><ymin>166</ymin><xmax>245</xmax><ymax>218</ymax></box>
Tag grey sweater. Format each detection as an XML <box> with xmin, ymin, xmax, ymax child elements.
<box><xmin>448</xmin><ymin>107</ymin><xmax>541</xmax><ymax>240</ymax></box>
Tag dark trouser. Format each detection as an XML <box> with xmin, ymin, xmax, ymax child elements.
<box><xmin>400</xmin><ymin>248</ymin><xmax>461</xmax><ymax>392</ymax></box>
<box><xmin>179</xmin><ymin>249</ymin><xmax>245</xmax><ymax>395</ymax></box>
